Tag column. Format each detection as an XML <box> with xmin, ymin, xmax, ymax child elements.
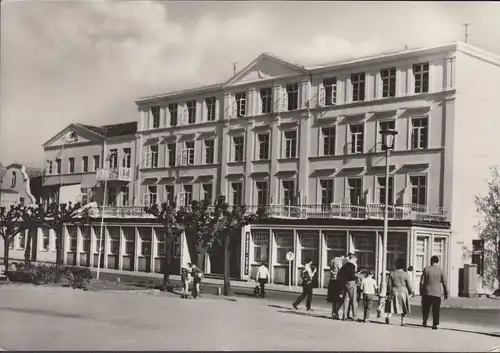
<box><xmin>318</xmin><ymin>230</ymin><xmax>325</xmax><ymax>288</ymax></box>
<box><xmin>376</xmin><ymin>231</ymin><xmax>382</xmax><ymax>281</ymax></box>
<box><xmin>366</xmin><ymin>71</ymin><xmax>377</xmax><ymax>101</ymax></box>
<box><xmin>346</xmin><ymin>230</ymin><xmax>353</xmax><ymax>254</ymax></box>
<box><xmin>293</xmin><ymin>229</ymin><xmax>299</xmax><ymax>286</ymax></box>
<box><xmin>220</xmin><ymin>122</ymin><xmax>230</xmax><ymax>197</ymax></box>
<box><xmin>244</xmin><ymin>121</ymin><xmax>254</xmax><ymax>205</ymax></box>
<box><xmin>396</xmin><ymin>68</ymin><xmax>406</xmax><ymax>98</ymax></box>
<box><xmin>62</xmin><ymin>226</ymin><xmax>69</xmax><ymax>265</ymax></box>
<box><xmin>298</xmin><ymin>116</ymin><xmax>310</xmax><ymax>205</ymax></box>
<box><xmin>90</xmin><ymin>226</ymin><xmax>96</xmax><ymax>267</ymax></box>
<box><xmin>180</xmin><ymin>230</ymin><xmax>190</xmax><ymax>266</ymax></box>
<box><xmin>158</xmin><ymin>140</ymin><xmax>166</xmax><ymax>169</ymax></box>
<box><xmin>269</xmin><ymin>116</ymin><xmax>280</xmax><ymax>204</ymax></box>
<box><xmin>118</xmin><ymin>226</ymin><xmax>124</xmax><ymax>271</ymax></box>
<box><xmin>247</xmin><ymin>88</ymin><xmax>256</xmax><ymax>116</ymax></box>
<box><xmin>300</xmin><ymin>80</ymin><xmax>310</xmax><ymax>110</ymax></box>
<box><xmin>337</xmin><ymin>78</ymin><xmax>346</xmax><ymax>105</ymax></box>
<box><xmin>198</xmin><ymin>100</ymin><xmax>204</xmax><ymax>123</ymax></box>
<box><xmin>272</xmin><ymin>84</ymin><xmax>282</xmax><ymax>114</ymax></box>
<box><xmin>165</xmin><ymin>105</ymin><xmax>171</xmax><ymax>127</ymax></box>
<box><xmin>269</xmin><ymin>229</ymin><xmax>275</xmax><ymax>283</ymax></box>
<box><xmin>149</xmin><ymin>227</ymin><xmax>155</xmax><ymax>273</ymax></box>
<box><xmin>344</xmin><ymin>75</ymin><xmax>352</xmax><ymax>104</ymax></box>
<box><xmin>103</xmin><ymin>226</ymin><xmax>109</xmax><ymax>268</ymax></box>
<box><xmin>223</xmin><ymin>92</ymin><xmax>232</xmax><ymax>119</ymax></box>
<box><xmin>134</xmin><ymin>226</ymin><xmax>139</xmax><ymax>272</ymax></box>
<box><xmin>406</xmin><ymin>66</ymin><xmax>414</xmax><ymax>95</ymax></box>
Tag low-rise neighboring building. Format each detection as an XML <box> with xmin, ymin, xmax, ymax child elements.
<box><xmin>0</xmin><ymin>163</ymin><xmax>43</xmax><ymax>208</ymax></box>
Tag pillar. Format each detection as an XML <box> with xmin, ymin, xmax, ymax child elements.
<box><xmin>244</xmin><ymin>121</ymin><xmax>254</xmax><ymax>205</ymax></box>
<box><xmin>220</xmin><ymin>122</ymin><xmax>230</xmax><ymax>196</ymax></box>
<box><xmin>344</xmin><ymin>75</ymin><xmax>352</xmax><ymax>104</ymax></box>
<box><xmin>151</xmin><ymin>227</ymin><xmax>157</xmax><ymax>273</ymax></box>
<box><xmin>118</xmin><ymin>226</ymin><xmax>124</xmax><ymax>271</ymax></box>
<box><xmin>103</xmin><ymin>226</ymin><xmax>109</xmax><ymax>268</ymax></box>
<box><xmin>269</xmin><ymin>228</ymin><xmax>274</xmax><ymax>283</ymax></box>
<box><xmin>134</xmin><ymin>226</ymin><xmax>139</xmax><ymax>272</ymax></box>
<box><xmin>62</xmin><ymin>225</ymin><xmax>69</xmax><ymax>265</ymax></box>
<box><xmin>75</xmin><ymin>227</ymin><xmax>81</xmax><ymax>266</ymax></box>
<box><xmin>90</xmin><ymin>226</ymin><xmax>96</xmax><ymax>267</ymax></box>
<box><xmin>293</xmin><ymin>229</ymin><xmax>299</xmax><ymax>286</ymax></box>
<box><xmin>319</xmin><ymin>230</ymin><xmax>325</xmax><ymax>288</ymax></box>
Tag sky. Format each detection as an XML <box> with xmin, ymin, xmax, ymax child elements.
<box><xmin>1</xmin><ymin>1</ymin><xmax>500</xmax><ymax>168</ymax></box>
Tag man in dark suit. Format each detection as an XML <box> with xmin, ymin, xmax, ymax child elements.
<box><xmin>419</xmin><ymin>256</ymin><xmax>449</xmax><ymax>330</ymax></box>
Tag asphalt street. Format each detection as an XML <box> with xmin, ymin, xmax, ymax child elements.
<box><xmin>97</xmin><ymin>271</ymin><xmax>500</xmax><ymax>330</ymax></box>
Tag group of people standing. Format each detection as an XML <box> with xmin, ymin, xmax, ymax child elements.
<box><xmin>180</xmin><ymin>263</ymin><xmax>204</xmax><ymax>299</ymax></box>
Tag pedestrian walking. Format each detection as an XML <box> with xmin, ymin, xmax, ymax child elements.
<box><xmin>384</xmin><ymin>259</ymin><xmax>413</xmax><ymax>326</ymax></box>
<box><xmin>338</xmin><ymin>254</ymin><xmax>358</xmax><ymax>321</ymax></box>
<box><xmin>180</xmin><ymin>264</ymin><xmax>192</xmax><ymax>299</ymax></box>
<box><xmin>255</xmin><ymin>262</ymin><xmax>270</xmax><ymax>298</ymax></box>
<box><xmin>190</xmin><ymin>263</ymin><xmax>204</xmax><ymax>299</ymax></box>
<box><xmin>420</xmin><ymin>256</ymin><xmax>449</xmax><ymax>330</ymax></box>
<box><xmin>292</xmin><ymin>258</ymin><xmax>316</xmax><ymax>311</ymax></box>
<box><xmin>360</xmin><ymin>269</ymin><xmax>378</xmax><ymax>322</ymax></box>
<box><xmin>327</xmin><ymin>253</ymin><xmax>346</xmax><ymax>319</ymax></box>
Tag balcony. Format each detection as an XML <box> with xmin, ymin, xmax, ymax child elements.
<box><xmin>83</xmin><ymin>203</ymin><xmax>447</xmax><ymax>223</ymax></box>
<box><xmin>96</xmin><ymin>167</ymin><xmax>131</xmax><ymax>182</ymax></box>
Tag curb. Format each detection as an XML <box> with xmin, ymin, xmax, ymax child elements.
<box><xmin>489</xmin><ymin>346</ymin><xmax>500</xmax><ymax>352</ymax></box>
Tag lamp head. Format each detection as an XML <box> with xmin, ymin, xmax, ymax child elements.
<box><xmin>379</xmin><ymin>128</ymin><xmax>398</xmax><ymax>150</ymax></box>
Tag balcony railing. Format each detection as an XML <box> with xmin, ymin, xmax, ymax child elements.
<box><xmin>96</xmin><ymin>167</ymin><xmax>131</xmax><ymax>182</ymax></box>
<box><xmin>83</xmin><ymin>203</ymin><xmax>447</xmax><ymax>222</ymax></box>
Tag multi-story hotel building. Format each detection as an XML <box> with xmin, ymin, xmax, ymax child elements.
<box><xmin>3</xmin><ymin>42</ymin><xmax>499</xmax><ymax>296</ymax></box>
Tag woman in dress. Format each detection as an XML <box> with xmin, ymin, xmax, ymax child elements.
<box><xmin>384</xmin><ymin>258</ymin><xmax>413</xmax><ymax>326</ymax></box>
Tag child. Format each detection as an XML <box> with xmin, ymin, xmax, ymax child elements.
<box><xmin>180</xmin><ymin>265</ymin><xmax>192</xmax><ymax>299</ymax></box>
<box><xmin>360</xmin><ymin>270</ymin><xmax>378</xmax><ymax>322</ymax></box>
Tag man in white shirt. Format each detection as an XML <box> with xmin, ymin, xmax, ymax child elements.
<box><xmin>255</xmin><ymin>262</ymin><xmax>270</xmax><ymax>298</ymax></box>
<box><xmin>293</xmin><ymin>258</ymin><xmax>317</xmax><ymax>311</ymax></box>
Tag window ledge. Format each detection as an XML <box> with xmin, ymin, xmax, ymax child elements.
<box><xmin>252</xmin><ymin>160</ymin><xmax>271</xmax><ymax>164</ymax></box>
<box><xmin>277</xmin><ymin>158</ymin><xmax>299</xmax><ymax>162</ymax></box>
<box><xmin>227</xmin><ymin>161</ymin><xmax>245</xmax><ymax>166</ymax></box>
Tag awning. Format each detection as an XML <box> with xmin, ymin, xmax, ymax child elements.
<box><xmin>160</xmin><ymin>135</ymin><xmax>177</xmax><ymax>143</ymax></box>
<box><xmin>43</xmin><ymin>174</ymin><xmax>82</xmax><ymax>186</ymax></box>
<box><xmin>158</xmin><ymin>177</ymin><xmax>175</xmax><ymax>184</ymax></box>
<box><xmin>141</xmin><ymin>177</ymin><xmax>158</xmax><ymax>185</ymax></box>
<box><xmin>274</xmin><ymin>170</ymin><xmax>297</xmax><ymax>177</ymax></box>
<box><xmin>226</xmin><ymin>173</ymin><xmax>244</xmax><ymax>180</ymax></box>
<box><xmin>368</xmin><ymin>164</ymin><xmax>397</xmax><ymax>172</ymax></box>
<box><xmin>143</xmin><ymin>137</ymin><xmax>160</xmax><ymax>146</ymax></box>
<box><xmin>402</xmin><ymin>162</ymin><xmax>430</xmax><ymax>169</ymax></box>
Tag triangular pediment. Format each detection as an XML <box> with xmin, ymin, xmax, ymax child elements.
<box><xmin>43</xmin><ymin>123</ymin><xmax>104</xmax><ymax>149</ymax></box>
<box><xmin>224</xmin><ymin>53</ymin><xmax>307</xmax><ymax>87</ymax></box>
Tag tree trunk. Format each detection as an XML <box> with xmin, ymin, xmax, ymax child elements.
<box><xmin>3</xmin><ymin>238</ymin><xmax>10</xmax><ymax>270</ymax></box>
<box><xmin>163</xmin><ymin>236</ymin><xmax>174</xmax><ymax>292</ymax></box>
<box><xmin>24</xmin><ymin>228</ymin><xmax>33</xmax><ymax>264</ymax></box>
<box><xmin>223</xmin><ymin>233</ymin><xmax>232</xmax><ymax>296</ymax></box>
<box><xmin>55</xmin><ymin>228</ymin><xmax>63</xmax><ymax>283</ymax></box>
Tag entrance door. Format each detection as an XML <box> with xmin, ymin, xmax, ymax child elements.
<box><xmin>414</xmin><ymin>236</ymin><xmax>429</xmax><ymax>294</ymax></box>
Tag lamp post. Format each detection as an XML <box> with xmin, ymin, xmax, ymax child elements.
<box><xmin>379</xmin><ymin>128</ymin><xmax>398</xmax><ymax>288</ymax></box>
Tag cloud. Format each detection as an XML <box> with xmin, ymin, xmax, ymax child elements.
<box><xmin>1</xmin><ymin>1</ymin><xmax>499</xmax><ymax>167</ymax></box>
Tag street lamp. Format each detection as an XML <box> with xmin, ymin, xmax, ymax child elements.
<box><xmin>379</xmin><ymin>128</ymin><xmax>398</xmax><ymax>289</ymax></box>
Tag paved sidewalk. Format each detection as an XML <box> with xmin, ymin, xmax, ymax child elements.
<box><xmin>94</xmin><ymin>267</ymin><xmax>500</xmax><ymax>310</ymax></box>
<box><xmin>0</xmin><ymin>284</ymin><xmax>498</xmax><ymax>351</ymax></box>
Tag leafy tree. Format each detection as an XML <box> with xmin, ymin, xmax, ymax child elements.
<box><xmin>213</xmin><ymin>201</ymin><xmax>265</xmax><ymax>296</ymax></box>
<box><xmin>475</xmin><ymin>167</ymin><xmax>500</xmax><ymax>293</ymax></box>
<box><xmin>0</xmin><ymin>205</ymin><xmax>29</xmax><ymax>269</ymax></box>
<box><xmin>144</xmin><ymin>202</ymin><xmax>186</xmax><ymax>291</ymax></box>
<box><xmin>36</xmin><ymin>202</ymin><xmax>86</xmax><ymax>282</ymax></box>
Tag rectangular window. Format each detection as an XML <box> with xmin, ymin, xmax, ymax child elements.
<box><xmin>351</xmin><ymin>73</ymin><xmax>366</xmax><ymax>102</ymax></box>
<box><xmin>46</xmin><ymin>160</ymin><xmax>53</xmax><ymax>175</ymax></box>
<box><xmin>252</xmin><ymin>231</ymin><xmax>269</xmax><ymax>263</ymax></box>
<box><xmin>187</xmin><ymin>100</ymin><xmax>196</xmax><ymax>124</ymax></box>
<box><xmin>108</xmin><ymin>227</ymin><xmax>120</xmax><ymax>254</ymax></box>
<box><xmin>183</xmin><ymin>185</ymin><xmax>193</xmax><ymax>207</ymax></box>
<box><xmin>109</xmin><ymin>149</ymin><xmax>118</xmax><ymax>169</ymax></box>
<box><xmin>235</xmin><ymin>92</ymin><xmax>246</xmax><ymax>117</ymax></box>
<box><xmin>68</xmin><ymin>158</ymin><xmax>75</xmax><ymax>173</ymax></box>
<box><xmin>260</xmin><ymin>87</ymin><xmax>273</xmax><ymax>114</ymax></box>
<box><xmin>185</xmin><ymin>142</ymin><xmax>195</xmax><ymax>165</ymax></box>
<box><xmin>256</xmin><ymin>181</ymin><xmax>268</xmax><ymax>207</ymax></box>
<box><xmin>381</xmin><ymin>68</ymin><xmax>397</xmax><ymax>98</ymax></box>
<box><xmin>93</xmin><ymin>155</ymin><xmax>100</xmax><ymax>171</ymax></box>
<box><xmin>323</xmin><ymin>77</ymin><xmax>337</xmax><ymax>105</ymax></box>
<box><xmin>121</xmin><ymin>187</ymin><xmax>129</xmax><ymax>206</ymax></box>
<box><xmin>353</xmin><ymin>232</ymin><xmax>375</xmax><ymax>270</ymax></box>
<box><xmin>284</xmin><ymin>130</ymin><xmax>297</xmax><ymax>158</ymax></box>
<box><xmin>300</xmin><ymin>232</ymin><xmax>319</xmax><ymax>266</ymax></box>
<box><xmin>56</xmin><ymin>159</ymin><xmax>61</xmax><ymax>174</ymax></box>
<box><xmin>433</xmin><ymin>238</ymin><xmax>445</xmax><ymax>268</ymax></box>
<box><xmin>18</xmin><ymin>231</ymin><xmax>26</xmax><ymax>249</ymax></box>
<box><xmin>139</xmin><ymin>228</ymin><xmax>151</xmax><ymax>256</ymax></box>
<box><xmin>82</xmin><ymin>157</ymin><xmax>88</xmax><ymax>173</ymax></box>
<box><xmin>377</xmin><ymin>176</ymin><xmax>394</xmax><ymax>205</ymax></box>
<box><xmin>42</xmin><ymin>228</ymin><xmax>50</xmax><ymax>251</ymax></box>
<box><xmin>148</xmin><ymin>145</ymin><xmax>159</xmax><ymax>168</ymax></box>
<box><xmin>282</xmin><ymin>180</ymin><xmax>295</xmax><ymax>205</ymax></box>
<box><xmin>347</xmin><ymin>177</ymin><xmax>363</xmax><ymax>205</ymax></box>
<box><xmin>276</xmin><ymin>231</ymin><xmax>293</xmax><ymax>264</ymax></box>
<box><xmin>410</xmin><ymin>175</ymin><xmax>427</xmax><ymax>206</ymax></box>
<box><xmin>122</xmin><ymin>148</ymin><xmax>131</xmax><ymax>168</ymax></box>
<box><xmin>123</xmin><ymin>227</ymin><xmax>135</xmax><ymax>256</ymax></box>
<box><xmin>165</xmin><ymin>185</ymin><xmax>174</xmax><ymax>206</ymax></box>
<box><xmin>156</xmin><ymin>229</ymin><xmax>166</xmax><ymax>256</ymax></box>
<box><xmin>322</xmin><ymin>126</ymin><xmax>336</xmax><ymax>156</ymax></box>
<box><xmin>411</xmin><ymin>117</ymin><xmax>428</xmax><ymax>150</ymax></box>
<box><xmin>206</xmin><ymin>97</ymin><xmax>216</xmax><ymax>121</ymax></box>
<box><xmin>107</xmin><ymin>187</ymin><xmax>117</xmax><ymax>207</ymax></box>
<box><xmin>325</xmin><ymin>231</ymin><xmax>347</xmax><ymax>265</ymax></box>
<box><xmin>231</xmin><ymin>182</ymin><xmax>243</xmax><ymax>205</ymax></box>
<box><xmin>258</xmin><ymin>133</ymin><xmax>269</xmax><ymax>160</ymax></box>
<box><xmin>415</xmin><ymin>237</ymin><xmax>428</xmax><ymax>272</ymax></box>
<box><xmin>148</xmin><ymin>185</ymin><xmax>157</xmax><ymax>206</ymax></box>
<box><xmin>167</xmin><ymin>143</ymin><xmax>176</xmax><ymax>167</ymax></box>
<box><xmin>350</xmin><ymin>124</ymin><xmax>364</xmax><ymax>154</ymax></box>
<box><xmin>81</xmin><ymin>226</ymin><xmax>91</xmax><ymax>252</ymax></box>
<box><xmin>151</xmin><ymin>106</ymin><xmax>160</xmax><ymax>128</ymax></box>
<box><xmin>286</xmin><ymin>83</ymin><xmax>299</xmax><ymax>111</ymax></box>
<box><xmin>204</xmin><ymin>139</ymin><xmax>214</xmax><ymax>164</ymax></box>
<box><xmin>68</xmin><ymin>227</ymin><xmax>77</xmax><ymax>251</ymax></box>
<box><xmin>233</xmin><ymin>136</ymin><xmax>245</xmax><ymax>162</ymax></box>
<box><xmin>202</xmin><ymin>183</ymin><xmax>213</xmax><ymax>203</ymax></box>
<box><xmin>168</xmin><ymin>103</ymin><xmax>178</xmax><ymax>127</ymax></box>
<box><xmin>387</xmin><ymin>232</ymin><xmax>407</xmax><ymax>271</ymax></box>
<box><xmin>414</xmin><ymin>63</ymin><xmax>429</xmax><ymax>94</ymax></box>
<box><xmin>320</xmin><ymin>179</ymin><xmax>334</xmax><ymax>206</ymax></box>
